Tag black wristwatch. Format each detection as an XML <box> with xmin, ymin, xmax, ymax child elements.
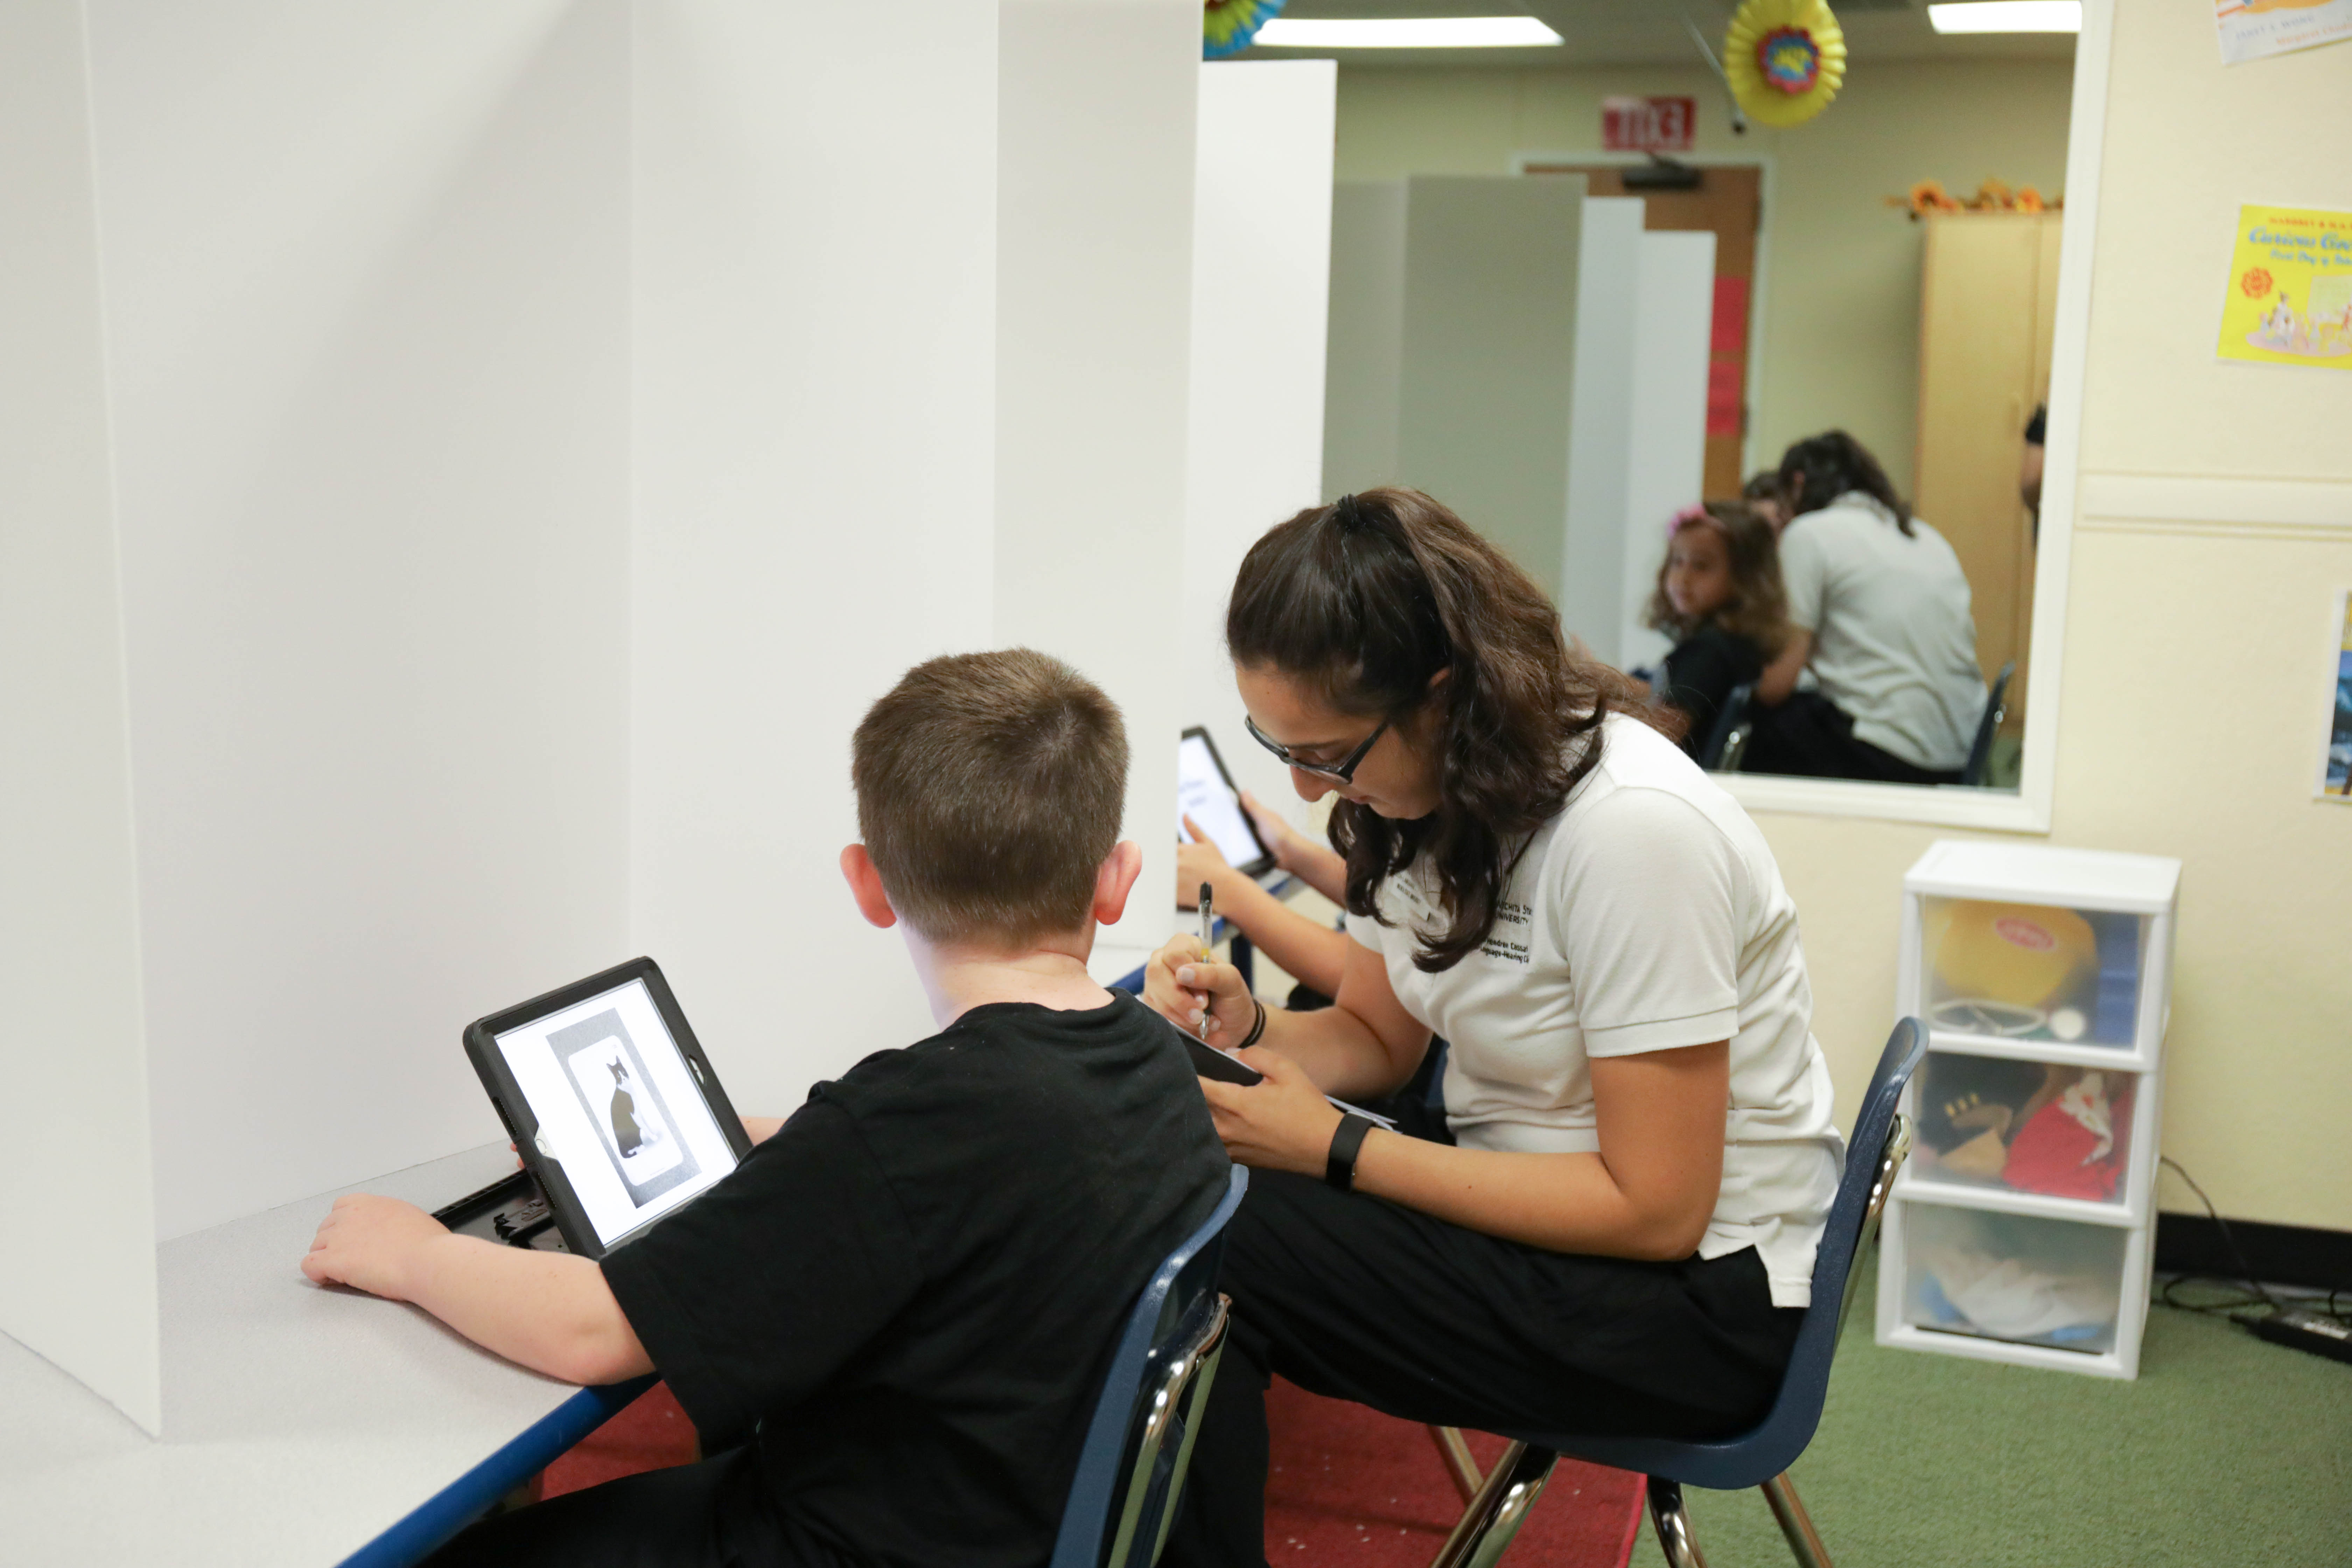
<box><xmin>1325</xmin><ymin>1112</ymin><xmax>1376</xmax><ymax>1194</ymax></box>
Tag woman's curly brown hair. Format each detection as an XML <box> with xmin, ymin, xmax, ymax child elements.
<box><xmin>1226</xmin><ymin>487</ymin><xmax>1664</xmax><ymax>973</ymax></box>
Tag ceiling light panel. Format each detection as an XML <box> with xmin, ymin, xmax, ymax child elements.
<box><xmin>1926</xmin><ymin>2</ymin><xmax>2082</xmax><ymax>34</ymax></box>
<box><xmin>1252</xmin><ymin>16</ymin><xmax>1567</xmax><ymax>48</ymax></box>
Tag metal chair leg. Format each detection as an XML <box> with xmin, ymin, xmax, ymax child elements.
<box><xmin>1759</xmin><ymin>1472</ymin><xmax>1833</xmax><ymax>1568</ymax></box>
<box><xmin>1646</xmin><ymin>1477</ymin><xmax>1708</xmax><ymax>1568</ymax></box>
<box><xmin>1427</xmin><ymin>1424</ymin><xmax>1485</xmax><ymax>1504</ymax></box>
<box><xmin>1428</xmin><ymin>1441</ymin><xmax>1557</xmax><ymax>1568</ymax></box>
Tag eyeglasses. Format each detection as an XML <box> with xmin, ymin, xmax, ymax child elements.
<box><xmin>1243</xmin><ymin>713</ymin><xmax>1391</xmax><ymax>783</ymax></box>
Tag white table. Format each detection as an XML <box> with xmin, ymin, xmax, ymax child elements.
<box><xmin>0</xmin><ymin>1143</ymin><xmax>649</xmax><ymax>1567</ymax></box>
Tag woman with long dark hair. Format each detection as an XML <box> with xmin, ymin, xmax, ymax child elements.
<box><xmin>1146</xmin><ymin>488</ymin><xmax>1840</xmax><ymax>1566</ymax></box>
<box><xmin>1745</xmin><ymin>430</ymin><xmax>1988</xmax><ymax>783</ymax></box>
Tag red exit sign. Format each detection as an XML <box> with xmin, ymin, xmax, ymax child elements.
<box><xmin>1601</xmin><ymin>96</ymin><xmax>1695</xmax><ymax>153</ymax></box>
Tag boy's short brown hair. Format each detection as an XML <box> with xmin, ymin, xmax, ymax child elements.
<box><xmin>852</xmin><ymin>649</ymin><xmax>1128</xmax><ymax>946</ymax></box>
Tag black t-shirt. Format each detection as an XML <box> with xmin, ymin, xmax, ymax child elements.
<box><xmin>1661</xmin><ymin>623</ymin><xmax>1767</xmax><ymax>757</ymax></box>
<box><xmin>600</xmin><ymin>992</ymin><xmax>1229</xmax><ymax>1568</ymax></box>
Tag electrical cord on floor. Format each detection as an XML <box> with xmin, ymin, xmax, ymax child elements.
<box><xmin>2152</xmin><ymin>1158</ymin><xmax>2352</xmax><ymax>1368</ymax></box>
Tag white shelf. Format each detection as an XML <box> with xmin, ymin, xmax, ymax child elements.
<box><xmin>1894</xmin><ymin>1171</ymin><xmax>2142</xmax><ymax>1228</ymax></box>
<box><xmin>1877</xmin><ymin>1323</ymin><xmax>2136</xmax><ymax>1380</ymax></box>
<box><xmin>1901</xmin><ymin>839</ymin><xmax>2182</xmax><ymax>913</ymax></box>
<box><xmin>1921</xmin><ymin>1027</ymin><xmax>2154</xmax><ymax>1072</ymax></box>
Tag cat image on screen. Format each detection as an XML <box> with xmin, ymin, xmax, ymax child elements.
<box><xmin>551</xmin><ymin>1009</ymin><xmax>698</xmax><ymax>1208</ymax></box>
<box><xmin>608</xmin><ymin>1057</ymin><xmax>643</xmax><ymax>1154</ymax></box>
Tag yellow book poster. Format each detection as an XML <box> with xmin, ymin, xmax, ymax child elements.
<box><xmin>2219</xmin><ymin>204</ymin><xmax>2352</xmax><ymax>368</ymax></box>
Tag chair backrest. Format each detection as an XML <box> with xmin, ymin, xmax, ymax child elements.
<box><xmin>1960</xmin><ymin>662</ymin><xmax>2016</xmax><ymax>786</ymax></box>
<box><xmin>1050</xmin><ymin>1166</ymin><xmax>1248</xmax><ymax>1568</ymax></box>
<box><xmin>1520</xmin><ymin>1019</ymin><xmax>1927</xmax><ymax>1490</ymax></box>
<box><xmin>1697</xmin><ymin>682</ymin><xmax>1756</xmax><ymax>772</ymax></box>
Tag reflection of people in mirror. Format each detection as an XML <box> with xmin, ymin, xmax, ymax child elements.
<box><xmin>1743</xmin><ymin>430</ymin><xmax>1987</xmax><ymax>785</ymax></box>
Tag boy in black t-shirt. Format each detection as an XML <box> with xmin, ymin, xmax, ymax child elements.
<box><xmin>302</xmin><ymin>650</ymin><xmax>1231</xmax><ymax>1568</ymax></box>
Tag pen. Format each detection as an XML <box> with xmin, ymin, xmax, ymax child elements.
<box><xmin>1197</xmin><ymin>881</ymin><xmax>1215</xmax><ymax>1042</ymax></box>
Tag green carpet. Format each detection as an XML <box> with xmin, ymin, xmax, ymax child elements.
<box><xmin>1621</xmin><ymin>1258</ymin><xmax>2352</xmax><ymax>1568</ymax></box>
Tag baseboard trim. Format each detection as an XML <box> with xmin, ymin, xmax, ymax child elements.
<box><xmin>2155</xmin><ymin>1213</ymin><xmax>2352</xmax><ymax>1294</ymax></box>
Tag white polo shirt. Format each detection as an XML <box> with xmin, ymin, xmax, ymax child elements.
<box><xmin>1345</xmin><ymin>715</ymin><xmax>1841</xmax><ymax>1307</ymax></box>
<box><xmin>1777</xmin><ymin>491</ymin><xmax>1986</xmax><ymax>773</ymax></box>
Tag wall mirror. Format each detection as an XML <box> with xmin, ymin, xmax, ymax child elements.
<box><xmin>1257</xmin><ymin>0</ymin><xmax>2110</xmax><ymax>831</ymax></box>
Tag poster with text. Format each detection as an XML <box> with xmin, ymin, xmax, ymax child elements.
<box><xmin>2217</xmin><ymin>205</ymin><xmax>2352</xmax><ymax>369</ymax></box>
<box><xmin>2215</xmin><ymin>0</ymin><xmax>2352</xmax><ymax>63</ymax></box>
<box><xmin>2321</xmin><ymin>591</ymin><xmax>2352</xmax><ymax>801</ymax></box>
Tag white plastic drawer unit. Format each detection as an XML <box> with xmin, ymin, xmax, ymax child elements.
<box><xmin>1882</xmin><ymin>840</ymin><xmax>2179</xmax><ymax>1379</ymax></box>
<box><xmin>1901</xmin><ymin>1049</ymin><xmax>2152</xmax><ymax>1222</ymax></box>
<box><xmin>1916</xmin><ymin>896</ymin><xmax>2147</xmax><ymax>1056</ymax></box>
<box><xmin>1893</xmin><ymin>1202</ymin><xmax>2130</xmax><ymax>1355</ymax></box>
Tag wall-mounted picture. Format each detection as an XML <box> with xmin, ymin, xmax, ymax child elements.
<box><xmin>2322</xmin><ymin>590</ymin><xmax>2352</xmax><ymax>800</ymax></box>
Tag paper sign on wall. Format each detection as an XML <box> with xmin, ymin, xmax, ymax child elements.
<box><xmin>2214</xmin><ymin>0</ymin><xmax>2352</xmax><ymax>64</ymax></box>
<box><xmin>2216</xmin><ymin>204</ymin><xmax>2352</xmax><ymax>369</ymax></box>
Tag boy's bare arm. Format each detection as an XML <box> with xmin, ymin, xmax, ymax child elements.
<box><xmin>302</xmin><ymin>1195</ymin><xmax>654</xmax><ymax>1387</ymax></box>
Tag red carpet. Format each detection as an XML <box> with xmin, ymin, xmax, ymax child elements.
<box><xmin>542</xmin><ymin>1379</ymin><xmax>1644</xmax><ymax>1567</ymax></box>
<box><xmin>1264</xmin><ymin>1379</ymin><xmax>1643</xmax><ymax>1567</ymax></box>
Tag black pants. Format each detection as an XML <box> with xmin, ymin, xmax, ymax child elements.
<box><xmin>1162</xmin><ymin>1100</ymin><xmax>1802</xmax><ymax>1568</ymax></box>
<box><xmin>423</xmin><ymin>1444</ymin><xmax>825</xmax><ymax>1568</ymax></box>
<box><xmin>1743</xmin><ymin>690</ymin><xmax>1962</xmax><ymax>785</ymax></box>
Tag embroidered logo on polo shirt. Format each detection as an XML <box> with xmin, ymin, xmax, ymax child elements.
<box><xmin>1482</xmin><ymin>897</ymin><xmax>1533</xmax><ymax>964</ymax></box>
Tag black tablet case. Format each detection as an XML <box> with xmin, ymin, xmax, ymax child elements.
<box><xmin>1181</xmin><ymin>724</ymin><xmax>1276</xmax><ymax>877</ymax></box>
<box><xmin>458</xmin><ymin>956</ymin><xmax>754</xmax><ymax>1260</ymax></box>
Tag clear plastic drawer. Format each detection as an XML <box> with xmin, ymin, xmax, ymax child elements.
<box><xmin>1899</xmin><ymin>1203</ymin><xmax>2127</xmax><ymax>1355</ymax></box>
<box><xmin>1920</xmin><ymin>897</ymin><xmax>2146</xmax><ymax>1050</ymax></box>
<box><xmin>1909</xmin><ymin>1051</ymin><xmax>2136</xmax><ymax>1208</ymax></box>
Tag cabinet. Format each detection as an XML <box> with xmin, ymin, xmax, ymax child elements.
<box><xmin>1876</xmin><ymin>840</ymin><xmax>2180</xmax><ymax>1378</ymax></box>
<box><xmin>1914</xmin><ymin>211</ymin><xmax>2062</xmax><ymax>733</ymax></box>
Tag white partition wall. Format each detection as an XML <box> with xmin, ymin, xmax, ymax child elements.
<box><xmin>1560</xmin><ymin>196</ymin><xmax>1645</xmax><ymax>663</ymax></box>
<box><xmin>1398</xmin><ymin>176</ymin><xmax>1587</xmax><ymax>589</ymax></box>
<box><xmin>86</xmin><ymin>0</ymin><xmax>635</xmax><ymax>1251</ymax></box>
<box><xmin>1323</xmin><ymin>181</ymin><xmax>1408</xmax><ymax>498</ymax></box>
<box><xmin>1322</xmin><ymin>178</ymin><xmax>1587</xmax><ymax>590</ymax></box>
<box><xmin>0</xmin><ymin>0</ymin><xmax>163</xmax><ymax>1437</ymax></box>
<box><xmin>1183</xmin><ymin>60</ymin><xmax>1337</xmax><ymax>824</ymax></box>
<box><xmin>1617</xmin><ymin>231</ymin><xmax>1719</xmax><ymax>672</ymax></box>
<box><xmin>0</xmin><ymin>0</ymin><xmax>1010</xmax><ymax>1435</ymax></box>
<box><xmin>996</xmin><ymin>0</ymin><xmax>1200</xmax><ymax>962</ymax></box>
<box><xmin>629</xmin><ymin>0</ymin><xmax>1002</xmax><ymax>1116</ymax></box>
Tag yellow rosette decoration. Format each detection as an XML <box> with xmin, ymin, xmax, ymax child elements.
<box><xmin>1726</xmin><ymin>0</ymin><xmax>1847</xmax><ymax>129</ymax></box>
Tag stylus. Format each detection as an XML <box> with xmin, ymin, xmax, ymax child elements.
<box><xmin>1197</xmin><ymin>882</ymin><xmax>1215</xmax><ymax>1042</ymax></box>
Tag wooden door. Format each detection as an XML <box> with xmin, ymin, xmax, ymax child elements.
<box><xmin>1523</xmin><ymin>162</ymin><xmax>1763</xmax><ymax>499</ymax></box>
<box><xmin>1913</xmin><ymin>211</ymin><xmax>2061</xmax><ymax>727</ymax></box>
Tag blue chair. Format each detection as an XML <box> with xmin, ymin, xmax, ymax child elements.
<box><xmin>1699</xmin><ymin>682</ymin><xmax>1757</xmax><ymax>773</ymax></box>
<box><xmin>1050</xmin><ymin>1166</ymin><xmax>1249</xmax><ymax>1568</ymax></box>
<box><xmin>1959</xmin><ymin>663</ymin><xmax>2016</xmax><ymax>788</ymax></box>
<box><xmin>1426</xmin><ymin>1019</ymin><xmax>1927</xmax><ymax>1568</ymax></box>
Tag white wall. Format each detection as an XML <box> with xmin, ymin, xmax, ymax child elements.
<box><xmin>628</xmin><ymin>0</ymin><xmax>1002</xmax><ymax>1115</ymax></box>
<box><xmin>1561</xmin><ymin>196</ymin><xmax>1642</xmax><ymax>662</ymax></box>
<box><xmin>1182</xmin><ymin>60</ymin><xmax>1337</xmax><ymax>831</ymax></box>
<box><xmin>0</xmin><ymin>0</ymin><xmax>163</xmax><ymax>1437</ymax></box>
<box><xmin>1618</xmin><ymin>231</ymin><xmax>1717</xmax><ymax>671</ymax></box>
<box><xmin>81</xmin><ymin>0</ymin><xmax>634</xmax><ymax>1244</ymax></box>
<box><xmin>996</xmin><ymin>0</ymin><xmax>1201</xmax><ymax>960</ymax></box>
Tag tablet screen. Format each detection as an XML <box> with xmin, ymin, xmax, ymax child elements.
<box><xmin>493</xmin><ymin>977</ymin><xmax>739</xmax><ymax>1248</ymax></box>
<box><xmin>1178</xmin><ymin>732</ymin><xmax>1267</xmax><ymax>870</ymax></box>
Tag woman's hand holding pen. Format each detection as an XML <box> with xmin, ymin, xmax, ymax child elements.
<box><xmin>1143</xmin><ymin>933</ymin><xmax>1255</xmax><ymax>1046</ymax></box>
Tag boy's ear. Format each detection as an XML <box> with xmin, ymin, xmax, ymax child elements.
<box><xmin>1091</xmin><ymin>840</ymin><xmax>1144</xmax><ymax>928</ymax></box>
<box><xmin>839</xmin><ymin>844</ymin><xmax>898</xmax><ymax>930</ymax></box>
